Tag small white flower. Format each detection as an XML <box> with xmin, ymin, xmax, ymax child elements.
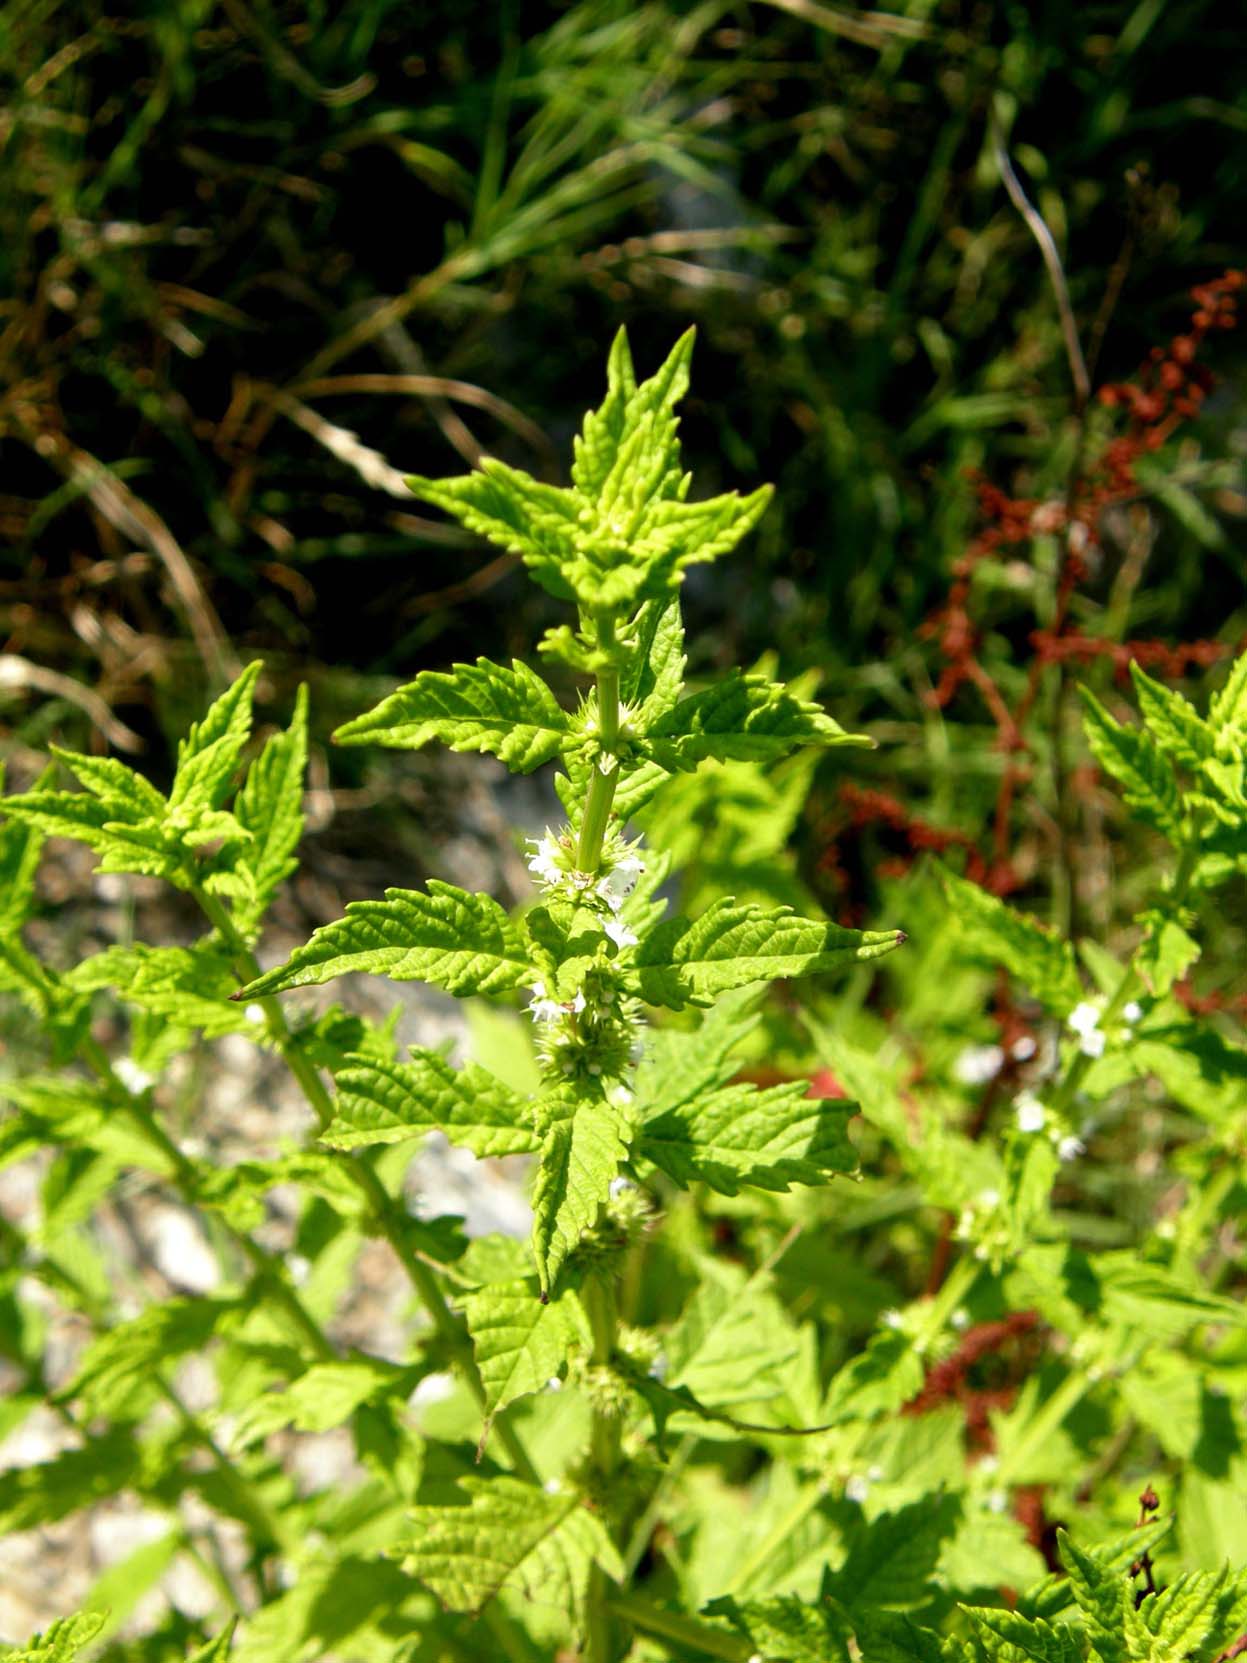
<box><xmin>1078</xmin><ymin>1028</ymin><xmax>1106</xmax><ymax>1059</ymax></box>
<box><xmin>1014</xmin><ymin>1092</ymin><xmax>1046</xmax><ymax>1133</ymax></box>
<box><xmin>610</xmin><ymin>1085</ymin><xmax>633</xmax><ymax>1107</ymax></box>
<box><xmin>569</xmin><ymin>990</ymin><xmax>586</xmax><ymax>1015</ymax></box>
<box><xmin>1011</xmin><ymin>1035</ymin><xmax>1037</xmax><ymax>1061</ymax></box>
<box><xmin>603</xmin><ymin>916</ymin><xmax>638</xmax><ymax>950</ymax></box>
<box><xmin>649</xmin><ymin>1353</ymin><xmax>667</xmax><ymax>1382</ymax></box>
<box><xmin>597</xmin><ymin>852</ymin><xmax>645</xmax><ymax>911</ymax></box>
<box><xmin>1068</xmin><ymin>1001</ymin><xmax>1101</xmax><ymax>1038</ymax></box>
<box><xmin>951</xmin><ymin>1308</ymin><xmax>970</xmax><ymax>1330</ymax></box>
<box><xmin>986</xmin><ymin>1488</ymin><xmax>1008</xmax><ymax>1514</ymax></box>
<box><xmin>609</xmin><ymin>1177</ymin><xmax>635</xmax><ymax>1198</ymax></box>
<box><xmin>528</xmin><ymin>981</ymin><xmax>562</xmax><ymax>1023</ymax></box>
<box><xmin>244</xmin><ymin>1003</ymin><xmax>265</xmax><ymax>1025</ymax></box>
<box><xmin>597</xmin><ymin>752</ymin><xmax>619</xmax><ymax>776</ymax></box>
<box><xmin>1122</xmin><ymin>1000</ymin><xmax>1142</xmax><ymax>1024</ymax></box>
<box><xmin>845</xmin><ymin>1474</ymin><xmax>871</xmax><ymax>1504</ymax></box>
<box><xmin>526</xmin><ymin>830</ymin><xmax>563</xmax><ymax>888</ymax></box>
<box><xmin>1057</xmin><ymin>1135</ymin><xmax>1086</xmax><ymax>1162</ymax></box>
<box><xmin>546</xmin><ymin>1376</ymin><xmax>563</xmax><ymax>1392</ymax></box>
<box><xmin>881</xmin><ymin>1309</ymin><xmax>904</xmax><ymax>1330</ymax></box>
<box><xmin>954</xmin><ymin>1043</ymin><xmax>1004</xmax><ymax>1085</ymax></box>
<box><xmin>978</xmin><ymin>1187</ymin><xmax>1000</xmax><ymax>1209</ymax></box>
<box><xmin>543</xmin><ymin>1477</ymin><xmax>562</xmax><ymax>1495</ymax></box>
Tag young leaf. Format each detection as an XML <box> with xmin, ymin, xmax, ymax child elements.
<box><xmin>637</xmin><ymin>1079</ymin><xmax>857</xmax><ymax>1196</ymax></box>
<box><xmin>168</xmin><ymin>659</ymin><xmax>262</xmax><ymax>814</ymax></box>
<box><xmin>322</xmin><ymin>1050</ymin><xmax>540</xmax><ymax>1156</ymax></box>
<box><xmin>233</xmin><ymin>683</ymin><xmax>309</xmax><ymax>935</ymax></box>
<box><xmin>625</xmin><ymin>899</ymin><xmax>904</xmax><ymax>1010</ymax></box>
<box><xmin>59</xmin><ymin>1297</ymin><xmax>239</xmax><ymax>1418</ymax></box>
<box><xmin>530</xmin><ymin>1093</ymin><xmax>630</xmax><ymax>1293</ymax></box>
<box><xmin>230</xmin><ymin>1358</ymin><xmax>410</xmax><ymax>1446</ymax></box>
<box><xmin>1130</xmin><ymin>662</ymin><xmax>1215</xmax><ymax>768</ymax></box>
<box><xmin>333</xmin><ymin>657</ymin><xmax>571</xmax><ymax>773</ymax></box>
<box><xmin>67</xmin><ymin>943</ymin><xmax>258</xmax><ymax>1038</ymax></box>
<box><xmin>396</xmin><ymin>1474</ymin><xmax>622</xmax><ymax>1620</ymax></box>
<box><xmin>1081</xmin><ymin>688</ymin><xmax>1183</xmax><ymax>841</ymax></box>
<box><xmin>665</xmin><ymin>1261</ymin><xmax>802</xmax><ymax>1408</ymax></box>
<box><xmin>941</xmin><ymin>869</ymin><xmax>1083</xmax><ymax>1017</ymax></box>
<box><xmin>406</xmin><ymin>462</ymin><xmax>581</xmax><ymax>603</ymax></box>
<box><xmin>965</xmin><ymin>1608</ymin><xmax>1082</xmax><ymax>1663</ymax></box>
<box><xmin>636</xmin><ymin>671</ymin><xmax>872</xmax><ymax>771</ymax></box>
<box><xmin>1058</xmin><ymin>1528</ymin><xmax>1128</xmax><ymax>1663</ymax></box>
<box><xmin>234</xmin><ymin>880</ymin><xmax>533</xmax><ymax>999</ymax></box>
<box><xmin>1133</xmin><ymin>908</ymin><xmax>1200</xmax><ymax>996</ymax></box>
<box><xmin>702</xmin><ymin>1594</ymin><xmax>843</xmax><ymax>1662</ymax></box>
<box><xmin>460</xmin><ymin>1277</ymin><xmax>585</xmax><ymax>1417</ymax></box>
<box><xmin>5</xmin><ymin>1613</ymin><xmax>108</xmax><ymax>1663</ymax></box>
<box><xmin>622</xmin><ymin>596</ymin><xmax>686</xmax><ymax>727</ymax></box>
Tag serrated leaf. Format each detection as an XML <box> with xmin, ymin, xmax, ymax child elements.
<box><xmin>4</xmin><ymin>1613</ymin><xmax>108</xmax><ymax>1663</ymax></box>
<box><xmin>638</xmin><ymin>1078</ymin><xmax>857</xmax><ymax>1196</ymax></box>
<box><xmin>665</xmin><ymin>1260</ymin><xmax>802</xmax><ymax>1407</ymax></box>
<box><xmin>625</xmin><ymin>899</ymin><xmax>904</xmax><ymax>1010</ymax></box>
<box><xmin>1210</xmin><ymin>651</ymin><xmax>1247</xmax><ymax>732</ymax></box>
<box><xmin>169</xmin><ymin>660</ymin><xmax>262</xmax><ymax>813</ymax></box>
<box><xmin>67</xmin><ymin>943</ymin><xmax>256</xmax><ymax>1037</ymax></box>
<box><xmin>849</xmin><ymin>1611</ymin><xmax>974</xmax><ymax>1663</ymax></box>
<box><xmin>1082</xmin><ymin>688</ymin><xmax>1183</xmax><ymax>841</ymax></box>
<box><xmin>531</xmin><ymin>1094</ymin><xmax>630</xmax><ymax>1293</ymax></box>
<box><xmin>0</xmin><ymin>1429</ymin><xmax>143</xmax><ymax>1533</ymax></box>
<box><xmin>941</xmin><ymin>869</ymin><xmax>1082</xmax><ymax>1016</ymax></box>
<box><xmin>1130</xmin><ymin>663</ymin><xmax>1215</xmax><ymax>768</ymax></box>
<box><xmin>0</xmin><ymin>776</ymin><xmax>50</xmax><ymax>936</ymax></box>
<box><xmin>0</xmin><ymin>787</ymin><xmax>180</xmax><ymax>882</ymax></box>
<box><xmin>334</xmin><ymin>657</ymin><xmax>571</xmax><ymax>773</ymax></box>
<box><xmin>1133</xmin><ymin>909</ymin><xmax>1200</xmax><ymax>996</ymax></box>
<box><xmin>60</xmin><ymin>1297</ymin><xmax>238</xmax><ymax>1418</ymax></box>
<box><xmin>322</xmin><ymin>1050</ymin><xmax>539</xmax><ymax>1155</ymax></box>
<box><xmin>1059</xmin><ymin>1529</ymin><xmax>1128</xmax><ymax>1663</ymax></box>
<box><xmin>622</xmin><ymin>595</ymin><xmax>686</xmax><ymax>726</ymax></box>
<box><xmin>233</xmin><ymin>684</ymin><xmax>308</xmax><ymax>936</ymax></box>
<box><xmin>461</xmin><ymin>1277</ymin><xmax>584</xmax><ymax>1417</ymax></box>
<box><xmin>231</xmin><ymin>1358</ymin><xmax>409</xmax><ymax>1446</ymax></box>
<box><xmin>396</xmin><ymin>1474</ymin><xmax>622</xmax><ymax>1620</ymax></box>
<box><xmin>407</xmin><ymin>462</ymin><xmax>581</xmax><ymax>603</ymax></box>
<box><xmin>828</xmin><ymin>1498</ymin><xmax>959</xmax><ymax>1615</ymax></box>
<box><xmin>965</xmin><ymin>1607</ymin><xmax>1083</xmax><ymax>1663</ymax></box>
<box><xmin>235</xmin><ymin>880</ymin><xmax>533</xmax><ymax>999</ymax></box>
<box><xmin>703</xmin><ymin>1593</ymin><xmax>845</xmax><ymax>1662</ymax></box>
<box><xmin>637</xmin><ymin>671</ymin><xmax>871</xmax><ymax>771</ymax></box>
<box><xmin>227</xmin><ymin>1555</ymin><xmax>422</xmax><ymax>1663</ymax></box>
<box><xmin>824</xmin><ymin>1329</ymin><xmax>925</xmax><ymax>1423</ymax></box>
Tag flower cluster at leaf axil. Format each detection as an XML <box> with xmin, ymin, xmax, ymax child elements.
<box><xmin>526</xmin><ymin>826</ymin><xmax>646</xmax><ymax>1081</ymax></box>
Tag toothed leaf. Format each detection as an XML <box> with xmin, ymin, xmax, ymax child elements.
<box><xmin>321</xmin><ymin>1050</ymin><xmax>539</xmax><ymax>1155</ymax></box>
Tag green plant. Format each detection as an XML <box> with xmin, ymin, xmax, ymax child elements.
<box><xmin>3</xmin><ymin>334</ymin><xmax>1247</xmax><ymax>1661</ymax></box>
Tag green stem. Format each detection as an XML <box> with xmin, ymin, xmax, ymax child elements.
<box><xmin>192</xmin><ymin>886</ymin><xmax>539</xmax><ymax>1484</ymax></box>
<box><xmin>81</xmin><ymin>1035</ymin><xmax>334</xmax><ymax>1362</ymax></box>
<box><xmin>577</xmin><ymin>618</ymin><xmax>621</xmax><ymax>874</ymax></box>
<box><xmin>605</xmin><ymin>1592</ymin><xmax>753</xmax><ymax>1661</ymax></box>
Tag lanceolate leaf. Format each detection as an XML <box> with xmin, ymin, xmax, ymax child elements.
<box><xmin>1081</xmin><ymin>688</ymin><xmax>1183</xmax><ymax>841</ymax></box>
<box><xmin>622</xmin><ymin>595</ymin><xmax>686</xmax><ymax>727</ymax></box>
<box><xmin>941</xmin><ymin>869</ymin><xmax>1082</xmax><ymax>1017</ymax></box>
<box><xmin>322</xmin><ymin>1051</ymin><xmax>539</xmax><ymax>1156</ymax></box>
<box><xmin>624</xmin><ymin>899</ymin><xmax>904</xmax><ymax>1010</ymax></box>
<box><xmin>234</xmin><ymin>684</ymin><xmax>309</xmax><ymax>935</ymax></box>
<box><xmin>637</xmin><ymin>671</ymin><xmax>871</xmax><ymax>770</ymax></box>
<box><xmin>397</xmin><ymin>1475</ymin><xmax>622</xmax><ymax>1619</ymax></box>
<box><xmin>1130</xmin><ymin>663</ymin><xmax>1214</xmax><ymax>768</ymax></box>
<box><xmin>6</xmin><ymin>1612</ymin><xmax>107</xmax><ymax>1663</ymax></box>
<box><xmin>531</xmin><ymin>1094</ymin><xmax>630</xmax><ymax>1293</ymax></box>
<box><xmin>406</xmin><ymin>463</ymin><xmax>580</xmax><ymax>603</ymax></box>
<box><xmin>169</xmin><ymin>659</ymin><xmax>261</xmax><ymax>813</ymax></box>
<box><xmin>333</xmin><ymin>657</ymin><xmax>571</xmax><ymax>773</ymax></box>
<box><xmin>637</xmin><ymin>1080</ymin><xmax>858</xmax><ymax>1196</ymax></box>
<box><xmin>67</xmin><ymin>943</ymin><xmax>257</xmax><ymax>1038</ymax></box>
<box><xmin>234</xmin><ymin>881</ymin><xmax>533</xmax><ymax>999</ymax></box>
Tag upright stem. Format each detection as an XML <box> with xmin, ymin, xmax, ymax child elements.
<box><xmin>193</xmin><ymin>885</ymin><xmax>539</xmax><ymax>1484</ymax></box>
<box><xmin>575</xmin><ymin>618</ymin><xmax>627</xmax><ymax>1662</ymax></box>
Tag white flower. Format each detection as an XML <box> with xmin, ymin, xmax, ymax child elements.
<box><xmin>1014</xmin><ymin>1092</ymin><xmax>1046</xmax><ymax>1133</ymax></box>
<box><xmin>526</xmin><ymin>831</ymin><xmax>563</xmax><ymax>888</ymax></box>
<box><xmin>881</xmin><ymin>1309</ymin><xmax>904</xmax><ymax>1330</ymax></box>
<box><xmin>603</xmin><ymin>916</ymin><xmax>638</xmax><ymax>950</ymax></box>
<box><xmin>977</xmin><ymin>1187</ymin><xmax>1000</xmax><ymax>1209</ymax></box>
<box><xmin>1011</xmin><ymin>1034</ymin><xmax>1037</xmax><ymax>1061</ymax></box>
<box><xmin>1068</xmin><ymin>1001</ymin><xmax>1101</xmax><ymax>1038</ymax></box>
<box><xmin>244</xmin><ymin>1003</ymin><xmax>265</xmax><ymax>1025</ymax></box>
<box><xmin>954</xmin><ymin>1043</ymin><xmax>1004</xmax><ymax>1085</ymax></box>
<box><xmin>986</xmin><ymin>1488</ymin><xmax>1008</xmax><ymax>1514</ymax></box>
<box><xmin>609</xmin><ymin>1176</ymin><xmax>635</xmax><ymax>1198</ymax></box>
<box><xmin>1122</xmin><ymin>1000</ymin><xmax>1142</xmax><ymax>1024</ymax></box>
<box><xmin>528</xmin><ymin>981</ymin><xmax>562</xmax><ymax>1023</ymax></box>
<box><xmin>1078</xmin><ymin>1028</ymin><xmax>1106</xmax><ymax>1059</ymax></box>
<box><xmin>1057</xmin><ymin>1135</ymin><xmax>1086</xmax><ymax>1162</ymax></box>
<box><xmin>845</xmin><ymin>1474</ymin><xmax>871</xmax><ymax>1504</ymax></box>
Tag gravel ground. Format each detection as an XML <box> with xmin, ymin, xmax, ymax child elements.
<box><xmin>0</xmin><ymin>752</ymin><xmax>557</xmax><ymax>1642</ymax></box>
